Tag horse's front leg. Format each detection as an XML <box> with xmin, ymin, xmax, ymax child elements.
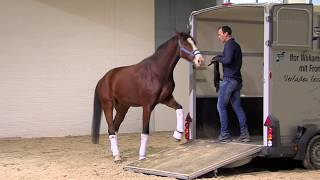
<box><xmin>163</xmin><ymin>95</ymin><xmax>184</xmax><ymax>141</ymax></box>
<box><xmin>139</xmin><ymin>105</ymin><xmax>154</xmax><ymax>160</ymax></box>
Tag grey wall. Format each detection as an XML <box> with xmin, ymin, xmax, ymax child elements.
<box><xmin>155</xmin><ymin>0</ymin><xmax>216</xmax><ymax>48</ymax></box>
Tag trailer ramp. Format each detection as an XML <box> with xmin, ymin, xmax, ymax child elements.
<box><xmin>124</xmin><ymin>140</ymin><xmax>262</xmax><ymax>179</ymax></box>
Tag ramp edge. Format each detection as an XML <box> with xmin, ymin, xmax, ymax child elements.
<box><xmin>124</xmin><ymin>165</ymin><xmax>190</xmax><ymax>179</ymax></box>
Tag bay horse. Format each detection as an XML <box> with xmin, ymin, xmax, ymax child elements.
<box><xmin>91</xmin><ymin>32</ymin><xmax>204</xmax><ymax>162</ymax></box>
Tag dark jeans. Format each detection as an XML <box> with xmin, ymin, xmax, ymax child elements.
<box><xmin>217</xmin><ymin>78</ymin><xmax>248</xmax><ymax>137</ymax></box>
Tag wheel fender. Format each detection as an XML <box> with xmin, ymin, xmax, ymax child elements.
<box><xmin>294</xmin><ymin>124</ymin><xmax>320</xmax><ymax>160</ymax></box>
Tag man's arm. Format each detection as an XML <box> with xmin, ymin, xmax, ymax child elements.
<box><xmin>219</xmin><ymin>42</ymin><xmax>235</xmax><ymax>65</ymax></box>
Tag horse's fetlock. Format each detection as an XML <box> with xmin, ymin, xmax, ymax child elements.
<box><xmin>173</xmin><ymin>130</ymin><xmax>183</xmax><ymax>140</ymax></box>
<box><xmin>114</xmin><ymin>155</ymin><xmax>122</xmax><ymax>162</ymax></box>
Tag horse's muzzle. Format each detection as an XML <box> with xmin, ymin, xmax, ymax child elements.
<box><xmin>193</xmin><ymin>54</ymin><xmax>204</xmax><ymax>67</ymax></box>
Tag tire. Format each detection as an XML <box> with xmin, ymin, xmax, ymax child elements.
<box><xmin>303</xmin><ymin>135</ymin><xmax>320</xmax><ymax>169</ymax></box>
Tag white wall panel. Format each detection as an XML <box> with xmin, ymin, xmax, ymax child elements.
<box><xmin>0</xmin><ymin>0</ymin><xmax>154</xmax><ymax>137</ymax></box>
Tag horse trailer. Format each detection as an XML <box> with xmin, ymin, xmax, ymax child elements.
<box><xmin>125</xmin><ymin>3</ymin><xmax>320</xmax><ymax>179</ymax></box>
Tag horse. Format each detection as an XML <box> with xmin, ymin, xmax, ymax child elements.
<box><xmin>91</xmin><ymin>32</ymin><xmax>204</xmax><ymax>162</ymax></box>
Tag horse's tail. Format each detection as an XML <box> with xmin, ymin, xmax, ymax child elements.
<box><xmin>91</xmin><ymin>85</ymin><xmax>102</xmax><ymax>144</ymax></box>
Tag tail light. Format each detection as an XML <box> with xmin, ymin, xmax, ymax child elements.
<box><xmin>264</xmin><ymin>116</ymin><xmax>273</xmax><ymax>147</ymax></box>
<box><xmin>184</xmin><ymin>113</ymin><xmax>192</xmax><ymax>142</ymax></box>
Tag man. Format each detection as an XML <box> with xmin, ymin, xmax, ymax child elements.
<box><xmin>213</xmin><ymin>26</ymin><xmax>250</xmax><ymax>142</ymax></box>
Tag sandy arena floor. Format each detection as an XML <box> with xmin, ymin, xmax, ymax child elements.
<box><xmin>0</xmin><ymin>131</ymin><xmax>319</xmax><ymax>180</ymax></box>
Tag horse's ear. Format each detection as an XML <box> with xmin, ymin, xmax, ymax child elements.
<box><xmin>186</xmin><ymin>31</ymin><xmax>191</xmax><ymax>37</ymax></box>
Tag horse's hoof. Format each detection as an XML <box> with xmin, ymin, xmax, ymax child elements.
<box><xmin>114</xmin><ymin>155</ymin><xmax>122</xmax><ymax>162</ymax></box>
<box><xmin>139</xmin><ymin>156</ymin><xmax>146</xmax><ymax>161</ymax></box>
<box><xmin>173</xmin><ymin>130</ymin><xmax>182</xmax><ymax>141</ymax></box>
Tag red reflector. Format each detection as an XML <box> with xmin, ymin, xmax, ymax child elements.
<box><xmin>222</xmin><ymin>3</ymin><xmax>232</xmax><ymax>6</ymax></box>
<box><xmin>264</xmin><ymin>116</ymin><xmax>272</xmax><ymax>127</ymax></box>
<box><xmin>269</xmin><ymin>72</ymin><xmax>272</xmax><ymax>80</ymax></box>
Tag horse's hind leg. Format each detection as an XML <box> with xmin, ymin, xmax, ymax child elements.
<box><xmin>139</xmin><ymin>105</ymin><xmax>154</xmax><ymax>160</ymax></box>
<box><xmin>113</xmin><ymin>103</ymin><xmax>129</xmax><ymax>132</ymax></box>
<box><xmin>102</xmin><ymin>100</ymin><xmax>121</xmax><ymax>162</ymax></box>
<box><xmin>162</xmin><ymin>95</ymin><xmax>184</xmax><ymax>141</ymax></box>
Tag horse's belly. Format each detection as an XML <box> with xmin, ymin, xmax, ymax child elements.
<box><xmin>114</xmin><ymin>91</ymin><xmax>142</xmax><ymax>107</ymax></box>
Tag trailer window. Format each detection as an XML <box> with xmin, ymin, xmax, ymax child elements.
<box><xmin>272</xmin><ymin>5</ymin><xmax>312</xmax><ymax>48</ymax></box>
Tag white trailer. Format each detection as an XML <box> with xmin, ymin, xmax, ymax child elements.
<box><xmin>125</xmin><ymin>3</ymin><xmax>320</xmax><ymax>179</ymax></box>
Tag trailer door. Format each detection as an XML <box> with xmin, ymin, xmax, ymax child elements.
<box><xmin>267</xmin><ymin>4</ymin><xmax>315</xmax><ymax>145</ymax></box>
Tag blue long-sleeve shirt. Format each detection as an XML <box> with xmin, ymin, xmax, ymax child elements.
<box><xmin>218</xmin><ymin>38</ymin><xmax>242</xmax><ymax>81</ymax></box>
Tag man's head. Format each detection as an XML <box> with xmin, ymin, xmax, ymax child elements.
<box><xmin>217</xmin><ymin>26</ymin><xmax>232</xmax><ymax>43</ymax></box>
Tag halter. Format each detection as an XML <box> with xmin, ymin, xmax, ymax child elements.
<box><xmin>178</xmin><ymin>39</ymin><xmax>201</xmax><ymax>60</ymax></box>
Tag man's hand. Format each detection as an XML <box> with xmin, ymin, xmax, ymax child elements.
<box><xmin>208</xmin><ymin>55</ymin><xmax>221</xmax><ymax>66</ymax></box>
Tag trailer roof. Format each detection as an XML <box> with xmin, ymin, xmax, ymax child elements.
<box><xmin>191</xmin><ymin>3</ymin><xmax>269</xmax><ymax>16</ymax></box>
<box><xmin>189</xmin><ymin>3</ymin><xmax>272</xmax><ymax>24</ymax></box>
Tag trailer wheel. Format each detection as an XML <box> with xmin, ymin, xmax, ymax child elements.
<box><xmin>303</xmin><ymin>135</ymin><xmax>320</xmax><ymax>169</ymax></box>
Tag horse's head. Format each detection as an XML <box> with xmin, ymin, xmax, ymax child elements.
<box><xmin>176</xmin><ymin>32</ymin><xmax>204</xmax><ymax>67</ymax></box>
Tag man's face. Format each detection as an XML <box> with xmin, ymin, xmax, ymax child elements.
<box><xmin>218</xmin><ymin>28</ymin><xmax>228</xmax><ymax>43</ymax></box>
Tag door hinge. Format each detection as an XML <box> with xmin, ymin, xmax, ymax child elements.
<box><xmin>265</xmin><ymin>40</ymin><xmax>271</xmax><ymax>47</ymax></box>
<box><xmin>266</xmin><ymin>16</ymin><xmax>272</xmax><ymax>22</ymax></box>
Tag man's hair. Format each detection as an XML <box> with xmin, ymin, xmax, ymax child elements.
<box><xmin>218</xmin><ymin>26</ymin><xmax>232</xmax><ymax>35</ymax></box>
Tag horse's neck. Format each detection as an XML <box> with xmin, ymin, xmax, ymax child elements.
<box><xmin>152</xmin><ymin>39</ymin><xmax>179</xmax><ymax>80</ymax></box>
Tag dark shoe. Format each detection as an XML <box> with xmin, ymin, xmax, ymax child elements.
<box><xmin>236</xmin><ymin>133</ymin><xmax>250</xmax><ymax>142</ymax></box>
<box><xmin>218</xmin><ymin>134</ymin><xmax>231</xmax><ymax>142</ymax></box>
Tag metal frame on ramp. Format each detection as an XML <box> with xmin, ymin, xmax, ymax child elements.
<box><xmin>124</xmin><ymin>140</ymin><xmax>262</xmax><ymax>179</ymax></box>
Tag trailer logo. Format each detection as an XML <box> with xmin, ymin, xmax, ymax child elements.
<box><xmin>276</xmin><ymin>52</ymin><xmax>286</xmax><ymax>62</ymax></box>
<box><xmin>283</xmin><ymin>53</ymin><xmax>320</xmax><ymax>83</ymax></box>
<box><xmin>289</xmin><ymin>53</ymin><xmax>299</xmax><ymax>62</ymax></box>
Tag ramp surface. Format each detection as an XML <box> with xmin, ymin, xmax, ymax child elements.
<box><xmin>124</xmin><ymin>140</ymin><xmax>262</xmax><ymax>179</ymax></box>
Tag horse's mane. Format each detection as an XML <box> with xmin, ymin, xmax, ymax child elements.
<box><xmin>140</xmin><ymin>32</ymin><xmax>194</xmax><ymax>64</ymax></box>
<box><xmin>155</xmin><ymin>32</ymin><xmax>194</xmax><ymax>52</ymax></box>
<box><xmin>155</xmin><ymin>36</ymin><xmax>176</xmax><ymax>52</ymax></box>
